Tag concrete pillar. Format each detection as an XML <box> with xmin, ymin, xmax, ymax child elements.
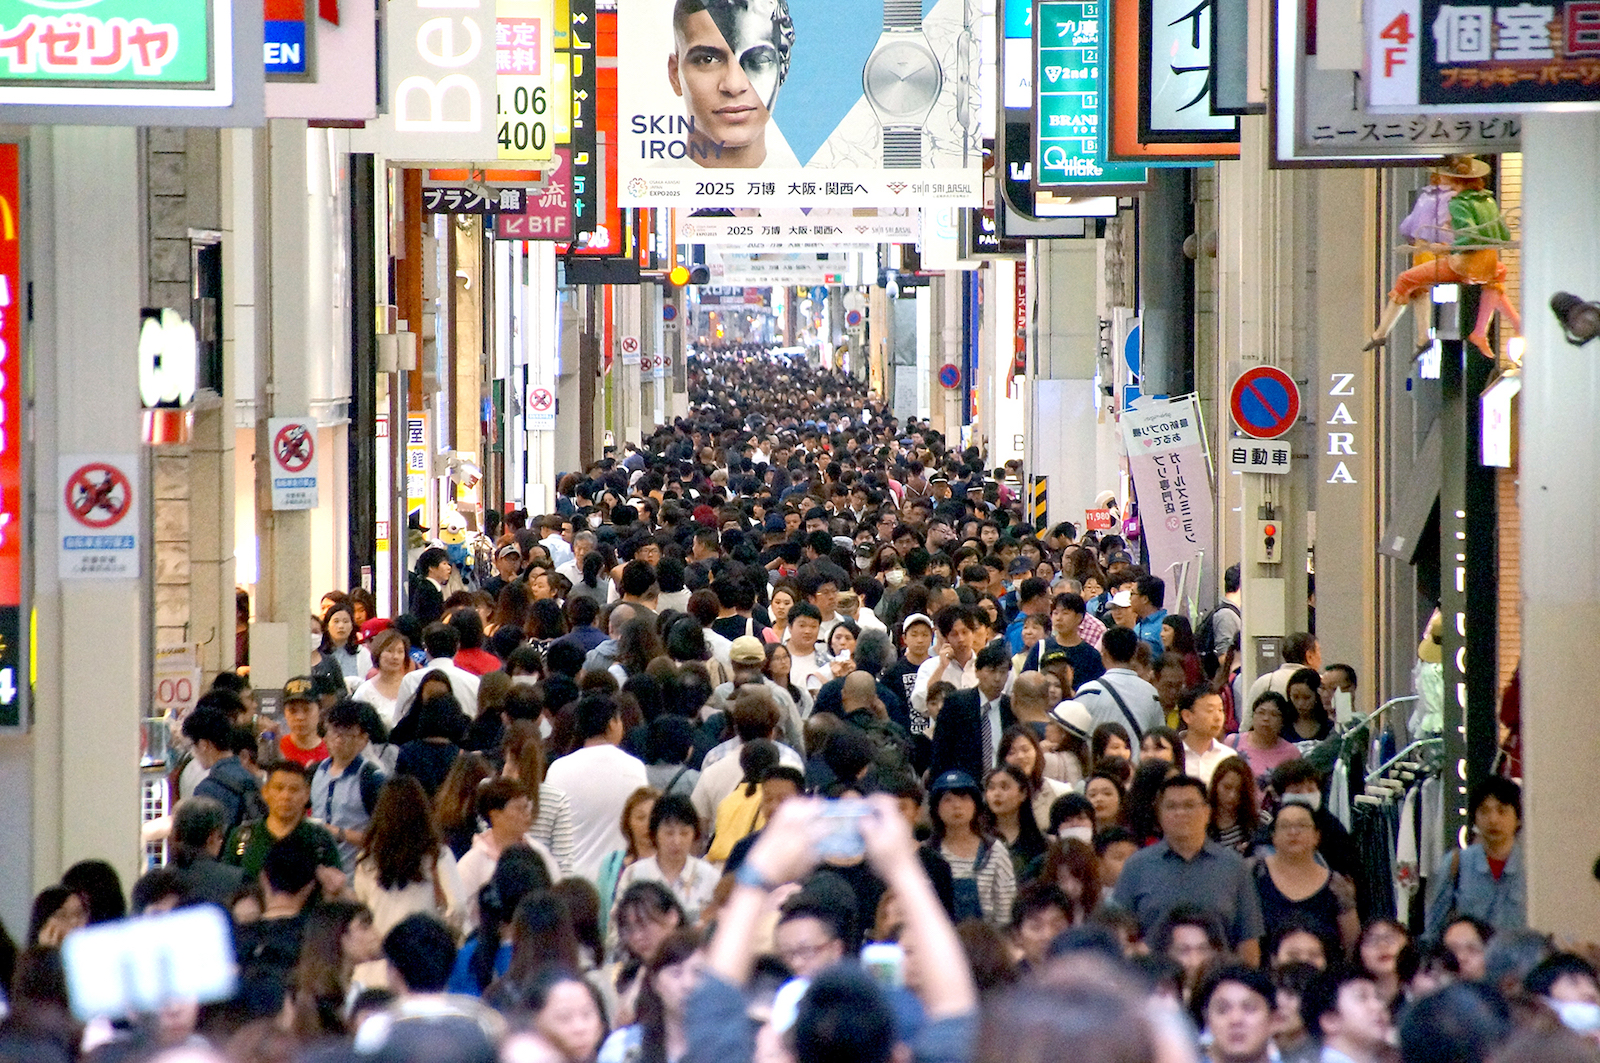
<box><xmin>1520</xmin><ymin>113</ymin><xmax>1600</xmax><ymax>939</ymax></box>
<box><xmin>1028</xmin><ymin>239</ymin><xmax>1107</xmax><ymax>530</ymax></box>
<box><xmin>254</xmin><ymin>121</ymin><xmax>313</xmax><ymax>633</ymax></box>
<box><xmin>23</xmin><ymin>128</ymin><xmax>147</xmax><ymax>908</ymax></box>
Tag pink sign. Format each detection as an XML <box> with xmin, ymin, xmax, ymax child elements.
<box><xmin>495</xmin><ymin>150</ymin><xmax>572</xmax><ymax>241</ymax></box>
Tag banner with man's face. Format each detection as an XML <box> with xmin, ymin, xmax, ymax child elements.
<box><xmin>619</xmin><ymin>0</ymin><xmax>988</xmax><ymax>207</ymax></box>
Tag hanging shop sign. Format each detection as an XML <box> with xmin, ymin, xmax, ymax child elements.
<box><xmin>496</xmin><ymin>0</ymin><xmax>555</xmax><ymax>160</ymax></box>
<box><xmin>1211</xmin><ymin>0</ymin><xmax>1263</xmax><ymax>113</ymax></box>
<box><xmin>1119</xmin><ymin>395</ymin><xmax>1214</xmax><ymax>588</ymax></box>
<box><xmin>265</xmin><ymin>0</ymin><xmax>376</xmax><ymax>119</ymax></box>
<box><xmin>1272</xmin><ymin>0</ymin><xmax>1520</xmax><ymax>164</ymax></box>
<box><xmin>350</xmin><ymin>0</ymin><xmax>499</xmax><ymax>162</ymax></box>
<box><xmin>267</xmin><ymin>417</ymin><xmax>319</xmax><ymax>510</ymax></box>
<box><xmin>708</xmin><ymin>251</ymin><xmax>863</xmax><ymax>287</ymax></box>
<box><xmin>1032</xmin><ymin>0</ymin><xmax>1150</xmax><ymax>193</ymax></box>
<box><xmin>59</xmin><ymin>455</ymin><xmax>140</xmax><ymax>580</ymax></box>
<box><xmin>1368</xmin><ymin>0</ymin><xmax>1600</xmax><ymax>111</ymax></box>
<box><xmin>495</xmin><ymin>148</ymin><xmax>573</xmax><ymax>239</ymax></box>
<box><xmin>1104</xmin><ymin>0</ymin><xmax>1239</xmax><ymax>161</ymax></box>
<box><xmin>265</xmin><ymin>0</ymin><xmax>315</xmax><ymax>81</ymax></box>
<box><xmin>616</xmin><ymin>0</ymin><xmax>984</xmax><ymax>208</ymax></box>
<box><xmin>0</xmin><ymin>144</ymin><xmax>20</xmax><ymax>730</ymax></box>
<box><xmin>422</xmin><ymin>185</ymin><xmax>527</xmax><ymax>214</ymax></box>
<box><xmin>0</xmin><ymin>0</ymin><xmax>263</xmax><ymax>126</ymax></box>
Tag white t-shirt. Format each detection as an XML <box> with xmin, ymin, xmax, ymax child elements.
<box><xmin>544</xmin><ymin>744</ymin><xmax>650</xmax><ymax>883</ymax></box>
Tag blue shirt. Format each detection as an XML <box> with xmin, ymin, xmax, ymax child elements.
<box><xmin>1135</xmin><ymin>609</ymin><xmax>1168</xmax><ymax>657</ymax></box>
<box><xmin>447</xmin><ymin>938</ymin><xmax>511</xmax><ymax>995</ymax></box>
<box><xmin>310</xmin><ymin>756</ymin><xmax>384</xmax><ymax>871</ymax></box>
<box><xmin>1112</xmin><ymin>838</ymin><xmax>1265</xmax><ymax>948</ymax></box>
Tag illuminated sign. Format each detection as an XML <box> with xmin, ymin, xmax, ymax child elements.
<box><xmin>0</xmin><ymin>143</ymin><xmax>20</xmax><ymax>728</ymax></box>
<box><xmin>1033</xmin><ymin>0</ymin><xmax>1149</xmax><ymax>191</ymax></box>
<box><xmin>497</xmin><ymin>0</ymin><xmax>555</xmax><ymax>160</ymax></box>
<box><xmin>0</xmin><ymin>0</ymin><xmax>232</xmax><ymax>107</ymax></box>
<box><xmin>264</xmin><ymin>0</ymin><xmax>314</xmax><ymax>80</ymax></box>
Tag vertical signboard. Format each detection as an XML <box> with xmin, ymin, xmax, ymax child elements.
<box><xmin>1033</xmin><ymin>0</ymin><xmax>1149</xmax><ymax>192</ymax></box>
<box><xmin>268</xmin><ymin>417</ymin><xmax>319</xmax><ymax>510</ymax></box>
<box><xmin>0</xmin><ymin>144</ymin><xmax>20</xmax><ymax>728</ymax></box>
<box><xmin>1104</xmin><ymin>0</ymin><xmax>1239</xmax><ymax>159</ymax></box>
<box><xmin>349</xmin><ymin>0</ymin><xmax>499</xmax><ymax>162</ymax></box>
<box><xmin>497</xmin><ymin>0</ymin><xmax>556</xmax><ymax>160</ymax></box>
<box><xmin>1119</xmin><ymin>396</ymin><xmax>1214</xmax><ymax>589</ymax></box>
<box><xmin>406</xmin><ymin>415</ymin><xmax>428</xmax><ymax>525</ymax></box>
<box><xmin>561</xmin><ymin>0</ymin><xmax>599</xmax><ymax>240</ymax></box>
<box><xmin>1367</xmin><ymin>0</ymin><xmax>1600</xmax><ymax>111</ymax></box>
<box><xmin>495</xmin><ymin>148</ymin><xmax>574</xmax><ymax>239</ymax></box>
<box><xmin>616</xmin><ymin>0</ymin><xmax>984</xmax><ymax>207</ymax></box>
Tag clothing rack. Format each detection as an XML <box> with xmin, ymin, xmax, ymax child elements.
<box><xmin>1364</xmin><ymin>736</ymin><xmax>1445</xmax><ymax>788</ymax></box>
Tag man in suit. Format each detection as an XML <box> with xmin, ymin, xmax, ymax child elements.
<box><xmin>929</xmin><ymin>641</ymin><xmax>1015</xmax><ymax>782</ymax></box>
<box><xmin>409</xmin><ymin>546</ymin><xmax>450</xmax><ymax>625</ymax></box>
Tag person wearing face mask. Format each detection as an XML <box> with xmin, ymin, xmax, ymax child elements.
<box><xmin>1525</xmin><ymin>954</ymin><xmax>1600</xmax><ymax>1038</ymax></box>
<box><xmin>1258</xmin><ymin>761</ymin><xmax>1359</xmax><ymax>885</ymax></box>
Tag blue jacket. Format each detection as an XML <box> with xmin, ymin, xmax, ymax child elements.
<box><xmin>1424</xmin><ymin>839</ymin><xmax>1526</xmax><ymax>941</ymax></box>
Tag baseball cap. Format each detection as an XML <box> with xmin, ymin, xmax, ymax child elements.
<box><xmin>1008</xmin><ymin>557</ymin><xmax>1034</xmax><ymax>576</ymax></box>
<box><xmin>929</xmin><ymin>769</ymin><xmax>980</xmax><ymax>797</ymax></box>
<box><xmin>283</xmin><ymin>676</ymin><xmax>316</xmax><ymax>703</ymax></box>
<box><xmin>900</xmin><ymin>612</ymin><xmax>934</xmax><ymax>634</ymax></box>
<box><xmin>495</xmin><ymin>543</ymin><xmax>521</xmax><ymax>560</ymax></box>
<box><xmin>730</xmin><ymin>636</ymin><xmax>766</xmax><ymax>665</ymax></box>
<box><xmin>1109</xmin><ymin>589</ymin><xmax>1133</xmax><ymax>607</ymax></box>
<box><xmin>1039</xmin><ymin>646</ymin><xmax>1071</xmax><ymax>667</ymax></box>
<box><xmin>764</xmin><ymin>513</ymin><xmax>787</xmax><ymax>533</ymax></box>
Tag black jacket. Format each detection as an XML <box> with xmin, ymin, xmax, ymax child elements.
<box><xmin>929</xmin><ymin>689</ymin><xmax>1015</xmax><ymax>782</ymax></box>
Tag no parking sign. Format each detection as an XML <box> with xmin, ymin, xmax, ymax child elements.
<box><xmin>59</xmin><ymin>454</ymin><xmax>140</xmax><ymax>579</ymax></box>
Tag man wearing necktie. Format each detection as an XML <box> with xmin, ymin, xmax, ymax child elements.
<box><xmin>930</xmin><ymin>642</ymin><xmax>1016</xmax><ymax>783</ymax></box>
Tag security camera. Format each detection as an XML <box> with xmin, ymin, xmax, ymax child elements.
<box><xmin>1551</xmin><ymin>291</ymin><xmax>1600</xmax><ymax>346</ymax></box>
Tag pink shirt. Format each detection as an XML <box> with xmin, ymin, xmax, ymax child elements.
<box><xmin>1225</xmin><ymin>733</ymin><xmax>1302</xmax><ymax>795</ymax></box>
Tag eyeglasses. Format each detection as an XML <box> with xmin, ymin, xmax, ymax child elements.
<box><xmin>778</xmin><ymin>940</ymin><xmax>837</xmax><ymax>967</ymax></box>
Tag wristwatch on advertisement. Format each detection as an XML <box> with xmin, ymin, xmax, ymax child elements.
<box><xmin>863</xmin><ymin>0</ymin><xmax>945</xmax><ymax>168</ymax></box>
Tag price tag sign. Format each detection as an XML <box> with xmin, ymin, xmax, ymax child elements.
<box><xmin>497</xmin><ymin>0</ymin><xmax>555</xmax><ymax>161</ymax></box>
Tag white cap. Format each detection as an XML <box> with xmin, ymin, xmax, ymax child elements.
<box><xmin>1109</xmin><ymin>589</ymin><xmax>1133</xmax><ymax>608</ymax></box>
<box><xmin>900</xmin><ymin>612</ymin><xmax>934</xmax><ymax>633</ymax></box>
<box><xmin>1049</xmin><ymin>699</ymin><xmax>1093</xmax><ymax>739</ymax></box>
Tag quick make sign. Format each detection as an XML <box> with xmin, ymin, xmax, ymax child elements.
<box><xmin>1032</xmin><ymin>0</ymin><xmax>1148</xmax><ymax>192</ymax></box>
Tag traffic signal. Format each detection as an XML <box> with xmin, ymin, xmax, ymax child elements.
<box><xmin>668</xmin><ymin>265</ymin><xmax>709</xmax><ymax>287</ymax></box>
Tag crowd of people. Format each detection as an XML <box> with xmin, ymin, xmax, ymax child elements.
<box><xmin>0</xmin><ymin>349</ymin><xmax>1575</xmax><ymax>1063</ymax></box>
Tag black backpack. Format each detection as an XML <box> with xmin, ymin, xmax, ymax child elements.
<box><xmin>209</xmin><ymin>770</ymin><xmax>269</xmax><ymax>833</ymax></box>
<box><xmin>1195</xmin><ymin>601</ymin><xmax>1241</xmax><ymax>678</ymax></box>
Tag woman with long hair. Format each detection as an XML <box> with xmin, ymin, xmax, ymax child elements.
<box><xmin>984</xmin><ymin>765</ymin><xmax>1048</xmax><ymax>879</ymax></box>
<box><xmin>498</xmin><ymin>967</ymin><xmax>610</xmax><ymax>1063</ymax></box>
<box><xmin>925</xmin><ymin>770</ymin><xmax>1016</xmax><ymax>927</ymax></box>
<box><xmin>387</xmin><ymin>668</ymin><xmax>454</xmax><ymax>746</ymax></box>
<box><xmin>762</xmin><ymin>642</ymin><xmax>812</xmax><ymax>716</ymax></box>
<box><xmin>764</xmin><ymin>582</ymin><xmax>799</xmax><ymax>645</ymax></box>
<box><xmin>1088</xmin><ymin>723</ymin><xmax>1133</xmax><ymax>770</ymax></box>
<box><xmin>352</xmin><ymin>776</ymin><xmax>465</xmax><ymax>939</ymax></box>
<box><xmin>486</xmin><ymin>891</ymin><xmax>583</xmax><ymax>1001</ymax></box>
<box><xmin>609</xmin><ymin>881</ymin><xmax>685</xmax><ymax>1028</ymax></box>
<box><xmin>503</xmin><ymin>718</ymin><xmax>577</xmax><ymax>876</ymax></box>
<box><xmin>353</xmin><ymin>629</ymin><xmax>411</xmax><ymax>727</ymax></box>
<box><xmin>998</xmin><ymin>726</ymin><xmax>1074</xmax><ymax>826</ymax></box>
<box><xmin>571</xmin><ymin>547</ymin><xmax>616</xmax><ymax>605</ymax></box>
<box><xmin>596</xmin><ymin>930</ymin><xmax>700</xmax><ymax>1063</ymax></box>
<box><xmin>1159</xmin><ymin>615</ymin><xmax>1203</xmax><ymax>686</ymax></box>
<box><xmin>432</xmin><ymin>751</ymin><xmax>496</xmax><ymax>859</ymax></box>
<box><xmin>394</xmin><ymin>692</ymin><xmax>466</xmax><ymax>798</ymax></box>
<box><xmin>287</xmin><ymin>900</ymin><xmax>381</xmax><ymax>1036</ymax></box>
<box><xmin>596</xmin><ymin>787</ymin><xmax>660</xmax><ymax>937</ymax></box>
<box><xmin>26</xmin><ymin>886</ymin><xmax>88</xmax><ymax>947</ymax></box>
<box><xmin>1084</xmin><ymin>769</ymin><xmax>1127</xmax><ymax>832</ymax></box>
<box><xmin>1207</xmin><ymin>755</ymin><xmax>1262</xmax><ymax>854</ymax></box>
<box><xmin>317</xmin><ymin>602</ymin><xmax>373</xmax><ymax>680</ymax></box>
<box><xmin>1286</xmin><ymin>667</ymin><xmax>1333</xmax><ymax>743</ymax></box>
<box><xmin>490</xmin><ymin>581</ymin><xmax>536</xmax><ymax>636</ymax></box>
<box><xmin>614</xmin><ymin>619</ymin><xmax>665</xmax><ymax>680</ymax></box>
<box><xmin>1038</xmin><ymin>838</ymin><xmax>1102</xmax><ymax>925</ymax></box>
<box><xmin>449</xmin><ymin>846</ymin><xmax>553</xmax><ymax>996</ymax></box>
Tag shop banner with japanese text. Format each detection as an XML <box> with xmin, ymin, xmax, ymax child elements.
<box><xmin>1120</xmin><ymin>396</ymin><xmax>1214</xmax><ymax>588</ymax></box>
<box><xmin>617</xmin><ymin>0</ymin><xmax>984</xmax><ymax>207</ymax></box>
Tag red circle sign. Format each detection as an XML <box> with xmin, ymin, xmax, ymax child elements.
<box><xmin>621</xmin><ymin>337</ymin><xmax>640</xmax><ymax>355</ymax></box>
<box><xmin>938</xmin><ymin>364</ymin><xmax>961</xmax><ymax>390</ymax></box>
<box><xmin>530</xmin><ymin>387</ymin><xmax>555</xmax><ymax>412</ymax></box>
<box><xmin>274</xmin><ymin>422</ymin><xmax>315</xmax><ymax>473</ymax></box>
<box><xmin>65</xmin><ymin>462</ymin><xmax>131</xmax><ymax>529</ymax></box>
<box><xmin>1229</xmin><ymin>366</ymin><xmax>1301</xmax><ymax>439</ymax></box>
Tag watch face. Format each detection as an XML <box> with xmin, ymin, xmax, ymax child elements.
<box><xmin>864</xmin><ymin>40</ymin><xmax>944</xmax><ymax>119</ymax></box>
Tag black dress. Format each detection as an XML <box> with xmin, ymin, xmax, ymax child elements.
<box><xmin>1253</xmin><ymin>859</ymin><xmax>1346</xmax><ymax>954</ymax></box>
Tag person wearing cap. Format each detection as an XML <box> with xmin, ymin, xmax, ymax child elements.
<box><xmin>481</xmin><ymin>542</ymin><xmax>522</xmax><ymax>602</ymax></box>
<box><xmin>927</xmin><ymin>768</ymin><xmax>1017</xmax><ymax>926</ymax></box>
<box><xmin>882</xmin><ymin>611</ymin><xmax>935</xmax><ymax>713</ymax></box>
<box><xmin>703</xmin><ymin>635</ymin><xmax>805</xmax><ymax>757</ymax></box>
<box><xmin>929</xmin><ymin>472</ymin><xmax>952</xmax><ymax>501</ymax></box>
<box><xmin>277</xmin><ymin>676</ymin><xmax>330</xmax><ymax>767</ymax></box>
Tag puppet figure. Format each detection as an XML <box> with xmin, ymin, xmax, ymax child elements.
<box><xmin>1365</xmin><ymin>155</ymin><xmax>1521</xmax><ymax>359</ymax></box>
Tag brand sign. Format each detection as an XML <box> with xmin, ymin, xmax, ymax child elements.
<box><xmin>60</xmin><ymin>454</ymin><xmax>140</xmax><ymax>580</ymax></box>
<box><xmin>266</xmin><ymin>0</ymin><xmax>377</xmax><ymax>120</ymax></box>
<box><xmin>265</xmin><ymin>0</ymin><xmax>314</xmax><ymax>79</ymax></box>
<box><xmin>617</xmin><ymin>0</ymin><xmax>984</xmax><ymax>207</ymax></box>
<box><xmin>350</xmin><ymin>0</ymin><xmax>499</xmax><ymax>162</ymax></box>
<box><xmin>1033</xmin><ymin>0</ymin><xmax>1149</xmax><ymax>191</ymax></box>
<box><xmin>268</xmin><ymin>416</ymin><xmax>318</xmax><ymax>510</ymax></box>
<box><xmin>1273</xmin><ymin>0</ymin><xmax>1520</xmax><ymax>162</ymax></box>
<box><xmin>1103</xmin><ymin>0</ymin><xmax>1239</xmax><ymax>160</ymax></box>
<box><xmin>1368</xmin><ymin>0</ymin><xmax>1600</xmax><ymax>110</ymax></box>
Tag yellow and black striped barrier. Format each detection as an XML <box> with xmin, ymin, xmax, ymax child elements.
<box><xmin>1032</xmin><ymin>478</ymin><xmax>1047</xmax><ymax>530</ymax></box>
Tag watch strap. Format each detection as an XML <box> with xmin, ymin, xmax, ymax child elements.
<box><xmin>734</xmin><ymin>860</ymin><xmax>777</xmax><ymax>892</ymax></box>
<box><xmin>883</xmin><ymin>129</ymin><xmax>922</xmax><ymax>168</ymax></box>
<box><xmin>884</xmin><ymin>0</ymin><xmax>922</xmax><ymax>29</ymax></box>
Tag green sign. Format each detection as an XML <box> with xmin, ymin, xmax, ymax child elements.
<box><xmin>1033</xmin><ymin>0</ymin><xmax>1146</xmax><ymax>190</ymax></box>
<box><xmin>0</xmin><ymin>0</ymin><xmax>214</xmax><ymax>88</ymax></box>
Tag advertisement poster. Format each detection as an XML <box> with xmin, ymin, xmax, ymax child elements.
<box><xmin>618</xmin><ymin>0</ymin><xmax>984</xmax><ymax>207</ymax></box>
<box><xmin>1119</xmin><ymin>396</ymin><xmax>1214</xmax><ymax>588</ymax></box>
<box><xmin>1367</xmin><ymin>0</ymin><xmax>1600</xmax><ymax>111</ymax></box>
<box><xmin>679</xmin><ymin>208</ymin><xmax>917</xmax><ymax>248</ymax></box>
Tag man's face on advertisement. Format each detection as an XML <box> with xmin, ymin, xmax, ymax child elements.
<box><xmin>669</xmin><ymin>2</ymin><xmax>784</xmax><ymax>159</ymax></box>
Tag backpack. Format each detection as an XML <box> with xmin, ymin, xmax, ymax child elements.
<box><xmin>208</xmin><ymin>768</ymin><xmax>269</xmax><ymax>833</ymax></box>
<box><xmin>847</xmin><ymin>712</ymin><xmax>914</xmax><ymax>779</ymax></box>
<box><xmin>1195</xmin><ymin>601</ymin><xmax>1241</xmax><ymax>678</ymax></box>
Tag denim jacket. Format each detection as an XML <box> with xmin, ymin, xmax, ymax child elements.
<box><xmin>1424</xmin><ymin>839</ymin><xmax>1526</xmax><ymax>941</ymax></box>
